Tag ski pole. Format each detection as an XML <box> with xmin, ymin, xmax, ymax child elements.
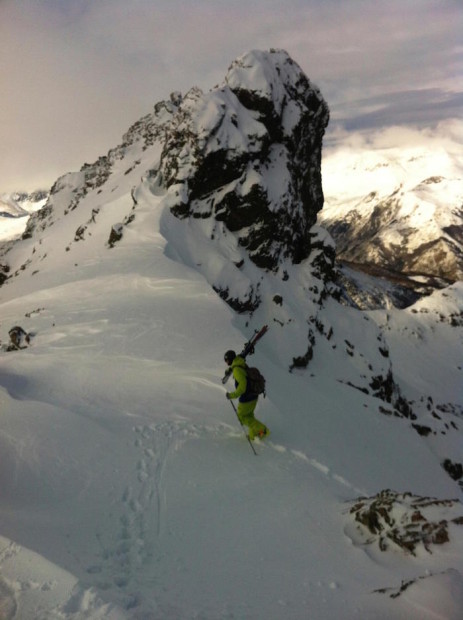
<box><xmin>229</xmin><ymin>399</ymin><xmax>257</xmax><ymax>456</ymax></box>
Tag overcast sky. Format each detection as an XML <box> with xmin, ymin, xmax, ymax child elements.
<box><xmin>1</xmin><ymin>0</ymin><xmax>462</xmax><ymax>192</ymax></box>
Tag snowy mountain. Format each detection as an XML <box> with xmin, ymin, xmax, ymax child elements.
<box><xmin>0</xmin><ymin>190</ymin><xmax>49</xmax><ymax>243</ymax></box>
<box><xmin>0</xmin><ymin>190</ymin><xmax>48</xmax><ymax>219</ymax></box>
<box><xmin>0</xmin><ymin>50</ymin><xmax>462</xmax><ymax>619</ymax></box>
<box><xmin>0</xmin><ymin>197</ymin><xmax>28</xmax><ymax>219</ymax></box>
<box><xmin>320</xmin><ymin>122</ymin><xmax>463</xmax><ymax>307</ymax></box>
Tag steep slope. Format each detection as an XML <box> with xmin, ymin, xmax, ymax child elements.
<box><xmin>0</xmin><ymin>50</ymin><xmax>462</xmax><ymax>619</ymax></box>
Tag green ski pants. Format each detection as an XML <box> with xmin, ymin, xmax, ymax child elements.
<box><xmin>237</xmin><ymin>400</ymin><xmax>268</xmax><ymax>440</ymax></box>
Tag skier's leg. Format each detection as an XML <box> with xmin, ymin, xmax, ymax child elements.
<box><xmin>238</xmin><ymin>400</ymin><xmax>269</xmax><ymax>440</ymax></box>
<box><xmin>237</xmin><ymin>401</ymin><xmax>256</xmax><ymax>437</ymax></box>
<box><xmin>248</xmin><ymin>416</ymin><xmax>269</xmax><ymax>439</ymax></box>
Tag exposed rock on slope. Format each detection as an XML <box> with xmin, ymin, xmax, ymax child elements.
<box><xmin>20</xmin><ymin>94</ymin><xmax>180</xmax><ymax>242</ymax></box>
<box><xmin>347</xmin><ymin>489</ymin><xmax>463</xmax><ymax>556</ymax></box>
<box><xmin>157</xmin><ymin>49</ymin><xmax>330</xmax><ymax>272</ymax></box>
<box><xmin>327</xmin><ymin>184</ymin><xmax>463</xmax><ymax>282</ymax></box>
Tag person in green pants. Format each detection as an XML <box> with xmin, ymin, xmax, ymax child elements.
<box><xmin>224</xmin><ymin>350</ymin><xmax>269</xmax><ymax>440</ymax></box>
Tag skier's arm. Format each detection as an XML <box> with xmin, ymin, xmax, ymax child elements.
<box><xmin>227</xmin><ymin>367</ymin><xmax>247</xmax><ymax>399</ymax></box>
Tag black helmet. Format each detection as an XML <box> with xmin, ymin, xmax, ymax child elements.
<box><xmin>224</xmin><ymin>349</ymin><xmax>236</xmax><ymax>364</ymax></box>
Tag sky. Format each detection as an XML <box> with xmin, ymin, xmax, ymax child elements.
<box><xmin>0</xmin><ymin>0</ymin><xmax>462</xmax><ymax>192</ymax></box>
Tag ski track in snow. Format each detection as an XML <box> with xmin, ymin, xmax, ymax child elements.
<box><xmin>265</xmin><ymin>441</ymin><xmax>367</xmax><ymax>496</ymax></box>
<box><xmin>74</xmin><ymin>418</ymin><xmax>366</xmax><ymax>613</ymax></box>
<box><xmin>87</xmin><ymin>421</ymin><xmax>194</xmax><ymax>610</ymax></box>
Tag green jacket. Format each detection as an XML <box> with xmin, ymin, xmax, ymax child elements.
<box><xmin>228</xmin><ymin>356</ymin><xmax>257</xmax><ymax>403</ymax></box>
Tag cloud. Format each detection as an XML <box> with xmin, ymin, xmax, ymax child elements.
<box><xmin>327</xmin><ymin>117</ymin><xmax>463</xmax><ymax>148</ymax></box>
<box><xmin>0</xmin><ymin>0</ymin><xmax>462</xmax><ymax>191</ymax></box>
<box><xmin>327</xmin><ymin>88</ymin><xmax>463</xmax><ymax>136</ymax></box>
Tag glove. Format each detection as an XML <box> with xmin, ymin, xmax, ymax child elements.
<box><xmin>226</xmin><ymin>392</ymin><xmax>232</xmax><ymax>400</ymax></box>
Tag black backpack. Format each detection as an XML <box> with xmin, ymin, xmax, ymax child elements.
<box><xmin>245</xmin><ymin>365</ymin><xmax>266</xmax><ymax>396</ymax></box>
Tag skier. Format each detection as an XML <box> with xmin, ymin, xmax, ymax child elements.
<box><xmin>224</xmin><ymin>350</ymin><xmax>269</xmax><ymax>440</ymax></box>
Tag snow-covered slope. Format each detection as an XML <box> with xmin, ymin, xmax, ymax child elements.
<box><xmin>0</xmin><ymin>51</ymin><xmax>462</xmax><ymax>620</ymax></box>
<box><xmin>320</xmin><ymin>121</ymin><xmax>463</xmax><ymax>295</ymax></box>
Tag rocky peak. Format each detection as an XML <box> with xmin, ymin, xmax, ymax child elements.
<box><xmin>157</xmin><ymin>49</ymin><xmax>330</xmax><ymax>271</ymax></box>
<box><xmin>2</xmin><ymin>50</ymin><xmax>333</xmax><ymax>313</ymax></box>
<box><xmin>20</xmin><ymin>93</ymin><xmax>180</xmax><ymax>241</ymax></box>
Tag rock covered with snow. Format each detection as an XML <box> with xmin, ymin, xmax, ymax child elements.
<box><xmin>5</xmin><ymin>50</ymin><xmax>333</xmax><ymax>313</ymax></box>
<box><xmin>15</xmin><ymin>50</ymin><xmax>331</xmax><ymax>281</ymax></box>
<box><xmin>21</xmin><ymin>93</ymin><xmax>180</xmax><ymax>242</ymax></box>
<box><xmin>157</xmin><ymin>49</ymin><xmax>330</xmax><ymax>271</ymax></box>
<box><xmin>347</xmin><ymin>489</ymin><xmax>463</xmax><ymax>556</ymax></box>
<box><xmin>6</xmin><ymin>325</ymin><xmax>31</xmax><ymax>351</ymax></box>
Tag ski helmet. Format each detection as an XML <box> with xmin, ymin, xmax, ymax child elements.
<box><xmin>224</xmin><ymin>350</ymin><xmax>236</xmax><ymax>364</ymax></box>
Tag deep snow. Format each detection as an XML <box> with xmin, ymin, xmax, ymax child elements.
<box><xmin>0</xmin><ymin>175</ymin><xmax>462</xmax><ymax>618</ymax></box>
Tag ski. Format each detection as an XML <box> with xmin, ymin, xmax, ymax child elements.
<box><xmin>221</xmin><ymin>324</ymin><xmax>269</xmax><ymax>384</ymax></box>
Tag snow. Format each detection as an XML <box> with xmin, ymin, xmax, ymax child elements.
<box><xmin>178</xmin><ymin>87</ymin><xmax>267</xmax><ymax>159</ymax></box>
<box><xmin>402</xmin><ymin>570</ymin><xmax>463</xmax><ymax>619</ymax></box>
<box><xmin>226</xmin><ymin>50</ymin><xmax>289</xmax><ymax>110</ymax></box>
<box><xmin>0</xmin><ymin>67</ymin><xmax>462</xmax><ymax>620</ymax></box>
<box><xmin>0</xmin><ymin>175</ymin><xmax>462</xmax><ymax>618</ymax></box>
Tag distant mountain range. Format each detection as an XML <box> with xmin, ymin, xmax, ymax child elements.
<box><xmin>0</xmin><ymin>190</ymin><xmax>49</xmax><ymax>244</ymax></box>
<box><xmin>320</xmin><ymin>124</ymin><xmax>463</xmax><ymax>307</ymax></box>
<box><xmin>0</xmin><ymin>190</ymin><xmax>48</xmax><ymax>218</ymax></box>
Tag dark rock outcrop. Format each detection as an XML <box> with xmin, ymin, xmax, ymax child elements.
<box><xmin>7</xmin><ymin>326</ymin><xmax>31</xmax><ymax>350</ymax></box>
<box><xmin>157</xmin><ymin>49</ymin><xmax>330</xmax><ymax>272</ymax></box>
<box><xmin>108</xmin><ymin>223</ymin><xmax>124</xmax><ymax>248</ymax></box>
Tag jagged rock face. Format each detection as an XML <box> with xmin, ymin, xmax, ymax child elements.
<box><xmin>20</xmin><ymin>50</ymin><xmax>330</xmax><ymax>275</ymax></box>
<box><xmin>21</xmin><ymin>94</ymin><xmax>180</xmax><ymax>241</ymax></box>
<box><xmin>157</xmin><ymin>49</ymin><xmax>330</xmax><ymax>271</ymax></box>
